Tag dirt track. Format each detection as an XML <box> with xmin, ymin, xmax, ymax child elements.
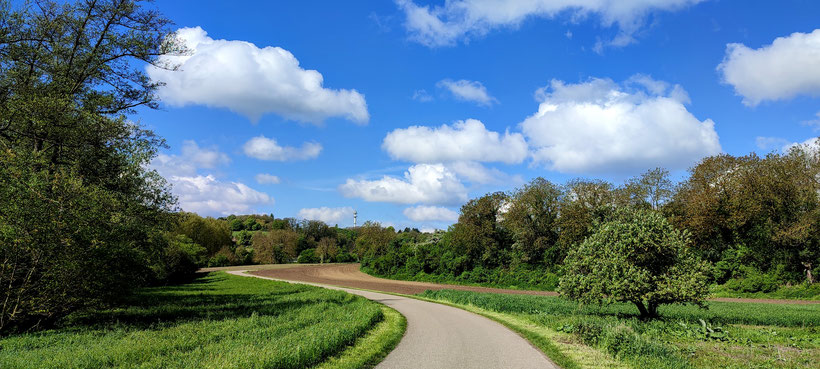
<box><xmin>247</xmin><ymin>263</ymin><xmax>820</xmax><ymax>305</ymax></box>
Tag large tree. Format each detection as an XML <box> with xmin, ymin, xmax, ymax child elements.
<box><xmin>559</xmin><ymin>208</ymin><xmax>710</xmax><ymax>319</ymax></box>
<box><xmin>451</xmin><ymin>192</ymin><xmax>512</xmax><ymax>270</ymax></box>
<box><xmin>504</xmin><ymin>177</ymin><xmax>562</xmax><ymax>266</ymax></box>
<box><xmin>0</xmin><ymin>0</ymin><xmax>180</xmax><ymax>333</ymax></box>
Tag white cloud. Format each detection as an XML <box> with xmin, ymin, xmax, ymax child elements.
<box><xmin>151</xmin><ymin>140</ymin><xmax>230</xmax><ymax>177</ymax></box>
<box><xmin>169</xmin><ymin>175</ymin><xmax>272</xmax><ymax>216</ymax></box>
<box><xmin>148</xmin><ymin>26</ymin><xmax>368</xmax><ymax>123</ymax></box>
<box><xmin>437</xmin><ymin>79</ymin><xmax>497</xmax><ymax>106</ymax></box>
<box><xmin>403</xmin><ymin>205</ymin><xmax>459</xmax><ymax>222</ymax></box>
<box><xmin>339</xmin><ymin>164</ymin><xmax>467</xmax><ymax>205</ymax></box>
<box><xmin>802</xmin><ymin>111</ymin><xmax>820</xmax><ymax>129</ymax></box>
<box><xmin>297</xmin><ymin>206</ymin><xmax>354</xmax><ymax>225</ymax></box>
<box><xmin>255</xmin><ymin>173</ymin><xmax>281</xmax><ymax>184</ymax></box>
<box><xmin>755</xmin><ymin>136</ymin><xmax>790</xmax><ymax>151</ymax></box>
<box><xmin>718</xmin><ymin>29</ymin><xmax>820</xmax><ymax>106</ymax></box>
<box><xmin>396</xmin><ymin>0</ymin><xmax>705</xmax><ymax>48</ymax></box>
<box><xmin>413</xmin><ymin>89</ymin><xmax>433</xmax><ymax>102</ymax></box>
<box><xmin>783</xmin><ymin>137</ymin><xmax>820</xmax><ymax>154</ymax></box>
<box><xmin>521</xmin><ymin>76</ymin><xmax>721</xmax><ymax>174</ymax></box>
<box><xmin>243</xmin><ymin>136</ymin><xmax>322</xmax><ymax>161</ymax></box>
<box><xmin>446</xmin><ymin>161</ymin><xmax>523</xmax><ymax>185</ymax></box>
<box><xmin>383</xmin><ymin>119</ymin><xmax>527</xmax><ymax>164</ymax></box>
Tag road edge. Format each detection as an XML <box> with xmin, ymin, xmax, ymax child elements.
<box><xmin>225</xmin><ymin>270</ymin><xmax>407</xmax><ymax>369</ymax></box>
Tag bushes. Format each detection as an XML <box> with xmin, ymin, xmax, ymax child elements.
<box><xmin>298</xmin><ymin>249</ymin><xmax>319</xmax><ymax>263</ymax></box>
<box><xmin>724</xmin><ymin>269</ymin><xmax>781</xmax><ymax>293</ymax></box>
<box><xmin>155</xmin><ymin>235</ymin><xmax>207</xmax><ymax>283</ymax></box>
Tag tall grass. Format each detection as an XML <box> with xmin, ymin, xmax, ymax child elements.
<box><xmin>420</xmin><ymin>290</ymin><xmax>820</xmax><ymax>369</ymax></box>
<box><xmin>0</xmin><ymin>272</ymin><xmax>384</xmax><ymax>369</ymax></box>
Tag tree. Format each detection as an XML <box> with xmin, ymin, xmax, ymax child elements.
<box><xmin>616</xmin><ymin>168</ymin><xmax>674</xmax><ymax>210</ymax></box>
<box><xmin>315</xmin><ymin>236</ymin><xmax>338</xmax><ymax>263</ymax></box>
<box><xmin>172</xmin><ymin>212</ymin><xmax>232</xmax><ymax>255</ymax></box>
<box><xmin>252</xmin><ymin>230</ymin><xmax>296</xmax><ymax>264</ymax></box>
<box><xmin>229</xmin><ymin>218</ymin><xmax>244</xmax><ymax>231</ymax></box>
<box><xmin>504</xmin><ymin>177</ymin><xmax>562</xmax><ymax>265</ymax></box>
<box><xmin>0</xmin><ymin>0</ymin><xmax>180</xmax><ymax>333</ymax></box>
<box><xmin>559</xmin><ymin>208</ymin><xmax>710</xmax><ymax>319</ymax></box>
<box><xmin>451</xmin><ymin>192</ymin><xmax>512</xmax><ymax>270</ymax></box>
<box><xmin>354</xmin><ymin>221</ymin><xmax>395</xmax><ymax>260</ymax></box>
<box><xmin>555</xmin><ymin>179</ymin><xmax>615</xmax><ymax>254</ymax></box>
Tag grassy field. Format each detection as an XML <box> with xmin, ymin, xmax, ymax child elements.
<box><xmin>0</xmin><ymin>272</ymin><xmax>403</xmax><ymax>369</ymax></box>
<box><xmin>709</xmin><ymin>283</ymin><xmax>820</xmax><ymax>301</ymax></box>
<box><xmin>418</xmin><ymin>290</ymin><xmax>820</xmax><ymax>369</ymax></box>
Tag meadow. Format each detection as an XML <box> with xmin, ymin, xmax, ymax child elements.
<box><xmin>419</xmin><ymin>290</ymin><xmax>820</xmax><ymax>369</ymax></box>
<box><xmin>0</xmin><ymin>272</ymin><xmax>403</xmax><ymax>369</ymax></box>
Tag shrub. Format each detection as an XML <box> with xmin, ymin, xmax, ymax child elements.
<box><xmin>298</xmin><ymin>248</ymin><xmax>319</xmax><ymax>264</ymax></box>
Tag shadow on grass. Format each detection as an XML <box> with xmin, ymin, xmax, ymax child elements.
<box><xmin>59</xmin><ymin>273</ymin><xmax>350</xmax><ymax>331</ymax></box>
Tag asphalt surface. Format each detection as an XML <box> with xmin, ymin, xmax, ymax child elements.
<box><xmin>227</xmin><ymin>270</ymin><xmax>558</xmax><ymax>369</ymax></box>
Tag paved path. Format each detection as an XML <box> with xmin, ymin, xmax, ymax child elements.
<box><xmin>227</xmin><ymin>270</ymin><xmax>558</xmax><ymax>369</ymax></box>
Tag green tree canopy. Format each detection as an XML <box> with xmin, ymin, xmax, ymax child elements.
<box><xmin>559</xmin><ymin>208</ymin><xmax>710</xmax><ymax>319</ymax></box>
<box><xmin>0</xmin><ymin>0</ymin><xmax>180</xmax><ymax>333</ymax></box>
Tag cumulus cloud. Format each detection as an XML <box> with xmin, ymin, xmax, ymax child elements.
<box><xmin>298</xmin><ymin>207</ymin><xmax>354</xmax><ymax>225</ymax></box>
<box><xmin>151</xmin><ymin>140</ymin><xmax>230</xmax><ymax>177</ymax></box>
<box><xmin>255</xmin><ymin>173</ymin><xmax>281</xmax><ymax>184</ymax></box>
<box><xmin>339</xmin><ymin>164</ymin><xmax>467</xmax><ymax>205</ymax></box>
<box><xmin>437</xmin><ymin>79</ymin><xmax>497</xmax><ymax>106</ymax></box>
<box><xmin>396</xmin><ymin>0</ymin><xmax>705</xmax><ymax>48</ymax></box>
<box><xmin>149</xmin><ymin>141</ymin><xmax>271</xmax><ymax>216</ymax></box>
<box><xmin>148</xmin><ymin>27</ymin><xmax>369</xmax><ymax>123</ymax></box>
<box><xmin>718</xmin><ymin>29</ymin><xmax>820</xmax><ymax>106</ymax></box>
<box><xmin>403</xmin><ymin>205</ymin><xmax>459</xmax><ymax>222</ymax></box>
<box><xmin>446</xmin><ymin>161</ymin><xmax>523</xmax><ymax>185</ymax></box>
<box><xmin>243</xmin><ymin>136</ymin><xmax>322</xmax><ymax>161</ymax></box>
<box><xmin>169</xmin><ymin>175</ymin><xmax>272</xmax><ymax>216</ymax></box>
<box><xmin>383</xmin><ymin>119</ymin><xmax>527</xmax><ymax>164</ymax></box>
<box><xmin>521</xmin><ymin>76</ymin><xmax>721</xmax><ymax>174</ymax></box>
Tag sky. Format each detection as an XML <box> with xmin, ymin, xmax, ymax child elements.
<box><xmin>138</xmin><ymin>0</ymin><xmax>820</xmax><ymax>231</ymax></box>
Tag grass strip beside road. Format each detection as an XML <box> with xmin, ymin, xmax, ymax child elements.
<box><xmin>0</xmin><ymin>272</ymin><xmax>404</xmax><ymax>369</ymax></box>
<box><xmin>316</xmin><ymin>305</ymin><xmax>406</xmax><ymax>369</ymax></box>
<box><xmin>418</xmin><ymin>289</ymin><xmax>820</xmax><ymax>369</ymax></box>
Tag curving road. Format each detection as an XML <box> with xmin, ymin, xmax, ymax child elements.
<box><xmin>228</xmin><ymin>268</ymin><xmax>558</xmax><ymax>369</ymax></box>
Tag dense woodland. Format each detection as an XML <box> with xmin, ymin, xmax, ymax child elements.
<box><xmin>358</xmin><ymin>148</ymin><xmax>820</xmax><ymax>296</ymax></box>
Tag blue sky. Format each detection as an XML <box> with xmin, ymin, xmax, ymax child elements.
<box><xmin>139</xmin><ymin>0</ymin><xmax>820</xmax><ymax>230</ymax></box>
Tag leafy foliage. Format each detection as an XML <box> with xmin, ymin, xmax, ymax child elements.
<box><xmin>560</xmin><ymin>208</ymin><xmax>711</xmax><ymax>318</ymax></box>
<box><xmin>0</xmin><ymin>0</ymin><xmax>180</xmax><ymax>333</ymax></box>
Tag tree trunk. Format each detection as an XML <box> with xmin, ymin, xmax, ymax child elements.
<box><xmin>648</xmin><ymin>302</ymin><xmax>658</xmax><ymax>318</ymax></box>
<box><xmin>632</xmin><ymin>300</ymin><xmax>649</xmax><ymax>318</ymax></box>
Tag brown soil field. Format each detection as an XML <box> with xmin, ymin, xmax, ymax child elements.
<box><xmin>240</xmin><ymin>263</ymin><xmax>819</xmax><ymax>304</ymax></box>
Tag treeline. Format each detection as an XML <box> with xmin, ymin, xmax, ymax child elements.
<box><xmin>169</xmin><ymin>210</ymin><xmax>436</xmax><ymax>269</ymax></box>
<box><xmin>361</xmin><ymin>145</ymin><xmax>820</xmax><ymax>293</ymax></box>
<box><xmin>170</xmin><ymin>213</ymin><xmax>361</xmax><ymax>268</ymax></box>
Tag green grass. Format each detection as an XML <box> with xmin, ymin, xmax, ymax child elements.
<box><xmin>0</xmin><ymin>272</ymin><xmax>403</xmax><ymax>369</ymax></box>
<box><xmin>418</xmin><ymin>290</ymin><xmax>820</xmax><ymax>369</ymax></box>
<box><xmin>710</xmin><ymin>283</ymin><xmax>820</xmax><ymax>301</ymax></box>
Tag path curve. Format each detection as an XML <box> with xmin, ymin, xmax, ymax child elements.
<box><xmin>228</xmin><ymin>270</ymin><xmax>558</xmax><ymax>369</ymax></box>
<box><xmin>239</xmin><ymin>263</ymin><xmax>819</xmax><ymax>305</ymax></box>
